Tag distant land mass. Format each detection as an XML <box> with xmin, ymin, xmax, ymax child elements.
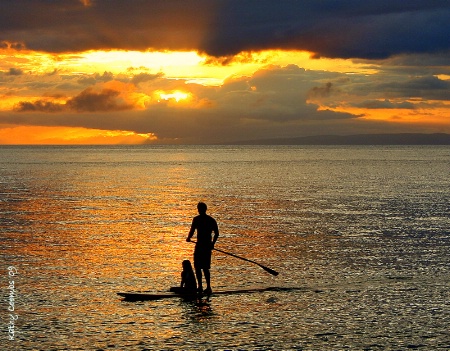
<box><xmin>230</xmin><ymin>133</ymin><xmax>450</xmax><ymax>145</ymax></box>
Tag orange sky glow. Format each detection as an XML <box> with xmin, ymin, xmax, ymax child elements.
<box><xmin>1</xmin><ymin>1</ymin><xmax>449</xmax><ymax>145</ymax></box>
<box><xmin>1</xmin><ymin>46</ymin><xmax>449</xmax><ymax>144</ymax></box>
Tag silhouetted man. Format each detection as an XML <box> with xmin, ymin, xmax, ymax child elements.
<box><xmin>186</xmin><ymin>202</ymin><xmax>219</xmax><ymax>295</ymax></box>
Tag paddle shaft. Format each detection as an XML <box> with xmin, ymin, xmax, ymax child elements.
<box><xmin>190</xmin><ymin>240</ymin><xmax>279</xmax><ymax>276</ymax></box>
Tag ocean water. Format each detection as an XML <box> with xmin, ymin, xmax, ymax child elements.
<box><xmin>1</xmin><ymin>145</ymin><xmax>449</xmax><ymax>351</ymax></box>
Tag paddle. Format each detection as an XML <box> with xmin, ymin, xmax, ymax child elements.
<box><xmin>190</xmin><ymin>240</ymin><xmax>279</xmax><ymax>276</ymax></box>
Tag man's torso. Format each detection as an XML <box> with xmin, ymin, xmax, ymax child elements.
<box><xmin>193</xmin><ymin>214</ymin><xmax>217</xmax><ymax>245</ymax></box>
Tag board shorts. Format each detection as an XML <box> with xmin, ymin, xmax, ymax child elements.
<box><xmin>193</xmin><ymin>245</ymin><xmax>212</xmax><ymax>270</ymax></box>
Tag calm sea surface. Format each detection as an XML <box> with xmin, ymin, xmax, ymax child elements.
<box><xmin>1</xmin><ymin>145</ymin><xmax>449</xmax><ymax>350</ymax></box>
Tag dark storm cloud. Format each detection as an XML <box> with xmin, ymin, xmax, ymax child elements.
<box><xmin>1</xmin><ymin>1</ymin><xmax>449</xmax><ymax>59</ymax></box>
<box><xmin>206</xmin><ymin>0</ymin><xmax>450</xmax><ymax>58</ymax></box>
<box><xmin>0</xmin><ymin>0</ymin><xmax>216</xmax><ymax>53</ymax></box>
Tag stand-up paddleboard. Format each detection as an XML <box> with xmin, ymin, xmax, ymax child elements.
<box><xmin>117</xmin><ymin>286</ymin><xmax>296</xmax><ymax>302</ymax></box>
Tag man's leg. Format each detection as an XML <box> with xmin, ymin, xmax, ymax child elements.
<box><xmin>204</xmin><ymin>269</ymin><xmax>211</xmax><ymax>293</ymax></box>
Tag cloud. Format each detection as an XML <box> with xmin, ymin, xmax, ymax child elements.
<box><xmin>205</xmin><ymin>1</ymin><xmax>450</xmax><ymax>59</ymax></box>
<box><xmin>7</xmin><ymin>68</ymin><xmax>23</xmax><ymax>76</ymax></box>
<box><xmin>77</xmin><ymin>71</ymin><xmax>114</xmax><ymax>86</ymax></box>
<box><xmin>0</xmin><ymin>1</ymin><xmax>216</xmax><ymax>54</ymax></box>
<box><xmin>14</xmin><ymin>100</ymin><xmax>65</xmax><ymax>113</ymax></box>
<box><xmin>6</xmin><ymin>64</ymin><xmax>360</xmax><ymax>142</ymax></box>
<box><xmin>131</xmin><ymin>72</ymin><xmax>164</xmax><ymax>86</ymax></box>
<box><xmin>203</xmin><ymin>52</ymin><xmax>272</xmax><ymax>66</ymax></box>
<box><xmin>359</xmin><ymin>52</ymin><xmax>450</xmax><ymax>76</ymax></box>
<box><xmin>14</xmin><ymin>87</ymin><xmax>134</xmax><ymax>113</ymax></box>
<box><xmin>4</xmin><ymin>62</ymin><xmax>450</xmax><ymax>144</ymax></box>
<box><xmin>0</xmin><ymin>41</ymin><xmax>26</xmax><ymax>50</ymax></box>
<box><xmin>307</xmin><ymin>82</ymin><xmax>339</xmax><ymax>99</ymax></box>
<box><xmin>354</xmin><ymin>99</ymin><xmax>416</xmax><ymax>109</ymax></box>
<box><xmin>124</xmin><ymin>65</ymin><xmax>360</xmax><ymax>141</ymax></box>
<box><xmin>1</xmin><ymin>1</ymin><xmax>449</xmax><ymax>59</ymax></box>
<box><xmin>372</xmin><ymin>75</ymin><xmax>450</xmax><ymax>101</ymax></box>
<box><xmin>67</xmin><ymin>88</ymin><xmax>133</xmax><ymax>112</ymax></box>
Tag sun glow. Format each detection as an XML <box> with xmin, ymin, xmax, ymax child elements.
<box><xmin>159</xmin><ymin>91</ymin><xmax>189</xmax><ymax>102</ymax></box>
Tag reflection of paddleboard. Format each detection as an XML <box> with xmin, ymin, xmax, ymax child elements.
<box><xmin>117</xmin><ymin>286</ymin><xmax>296</xmax><ymax>302</ymax></box>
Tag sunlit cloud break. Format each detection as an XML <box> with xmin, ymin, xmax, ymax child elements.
<box><xmin>159</xmin><ymin>91</ymin><xmax>189</xmax><ymax>103</ymax></box>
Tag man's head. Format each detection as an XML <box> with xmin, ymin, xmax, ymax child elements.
<box><xmin>197</xmin><ymin>202</ymin><xmax>207</xmax><ymax>214</ymax></box>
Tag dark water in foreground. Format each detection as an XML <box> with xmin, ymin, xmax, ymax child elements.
<box><xmin>1</xmin><ymin>145</ymin><xmax>449</xmax><ymax>350</ymax></box>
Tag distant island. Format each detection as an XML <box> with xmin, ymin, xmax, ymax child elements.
<box><xmin>230</xmin><ymin>133</ymin><xmax>450</xmax><ymax>145</ymax></box>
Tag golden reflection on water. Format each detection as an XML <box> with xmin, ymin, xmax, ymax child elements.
<box><xmin>6</xmin><ymin>159</ymin><xmax>206</xmax><ymax>294</ymax></box>
<box><xmin>2</xmin><ymin>146</ymin><xmax>449</xmax><ymax>350</ymax></box>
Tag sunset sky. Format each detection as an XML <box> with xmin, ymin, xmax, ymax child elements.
<box><xmin>1</xmin><ymin>0</ymin><xmax>449</xmax><ymax>144</ymax></box>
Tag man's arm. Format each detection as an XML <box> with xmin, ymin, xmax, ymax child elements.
<box><xmin>186</xmin><ymin>218</ymin><xmax>196</xmax><ymax>242</ymax></box>
<box><xmin>211</xmin><ymin>220</ymin><xmax>219</xmax><ymax>248</ymax></box>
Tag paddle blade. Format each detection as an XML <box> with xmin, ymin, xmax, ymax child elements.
<box><xmin>261</xmin><ymin>265</ymin><xmax>279</xmax><ymax>276</ymax></box>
